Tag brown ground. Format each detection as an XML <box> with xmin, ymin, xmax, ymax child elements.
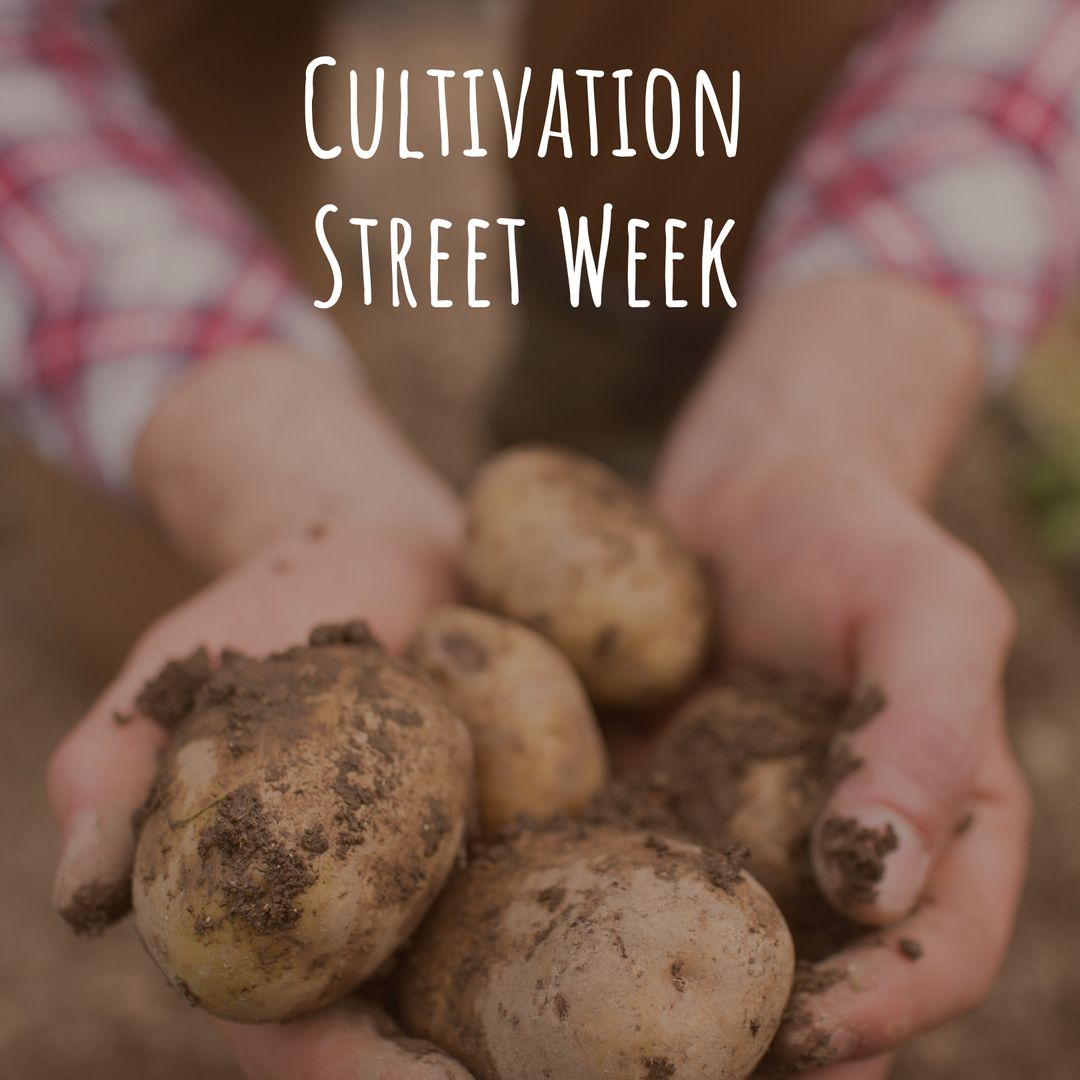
<box><xmin>1</xmin><ymin>2</ymin><xmax>1079</xmax><ymax>1078</ymax></box>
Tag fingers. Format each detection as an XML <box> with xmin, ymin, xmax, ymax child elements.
<box><xmin>778</xmin><ymin>728</ymin><xmax>1030</xmax><ymax>1068</ymax></box>
<box><xmin>803</xmin><ymin>1052</ymin><xmax>896</xmax><ymax>1080</ymax></box>
<box><xmin>815</xmin><ymin>533</ymin><xmax>1015</xmax><ymax>924</ymax></box>
<box><xmin>216</xmin><ymin>1001</ymin><xmax>475</xmax><ymax>1080</ymax></box>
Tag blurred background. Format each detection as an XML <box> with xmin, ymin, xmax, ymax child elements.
<box><xmin>2</xmin><ymin>0</ymin><xmax>1079</xmax><ymax>1077</ymax></box>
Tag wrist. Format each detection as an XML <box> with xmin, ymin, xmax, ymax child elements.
<box><xmin>655</xmin><ymin>274</ymin><xmax>982</xmax><ymax>539</ymax></box>
<box><xmin>133</xmin><ymin>344</ymin><xmax>461</xmax><ymax>575</ymax></box>
<box><xmin>239</xmin><ymin>515</ymin><xmax>461</xmax><ymax>652</ymax></box>
<box><xmin>675</xmin><ymin>452</ymin><xmax>884</xmax><ymax>562</ymax></box>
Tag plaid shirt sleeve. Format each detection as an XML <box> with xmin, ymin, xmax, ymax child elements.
<box><xmin>748</xmin><ymin>0</ymin><xmax>1080</xmax><ymax>388</ymax></box>
<box><xmin>0</xmin><ymin>1</ymin><xmax>354</xmax><ymax>492</ymax></box>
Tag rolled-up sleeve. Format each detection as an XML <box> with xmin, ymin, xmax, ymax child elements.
<box><xmin>748</xmin><ymin>0</ymin><xmax>1080</xmax><ymax>387</ymax></box>
<box><xmin>0</xmin><ymin>1</ymin><xmax>352</xmax><ymax>491</ymax></box>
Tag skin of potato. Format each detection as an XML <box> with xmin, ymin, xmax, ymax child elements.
<box><xmin>132</xmin><ymin>643</ymin><xmax>474</xmax><ymax>1022</ymax></box>
<box><xmin>649</xmin><ymin>682</ymin><xmax>841</xmax><ymax>910</ymax></box>
<box><xmin>395</xmin><ymin>826</ymin><xmax>795</xmax><ymax>1080</ymax></box>
<box><xmin>406</xmin><ymin>606</ymin><xmax>609</xmax><ymax>836</ymax></box>
<box><xmin>725</xmin><ymin>757</ymin><xmax>817</xmax><ymax>902</ymax></box>
<box><xmin>462</xmin><ymin>447</ymin><xmax>712</xmax><ymax>708</ymax></box>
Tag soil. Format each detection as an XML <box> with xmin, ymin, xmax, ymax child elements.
<box><xmin>134</xmin><ymin>648</ymin><xmax>212</xmax><ymax>732</ymax></box>
<box><xmin>815</xmin><ymin>816</ymin><xmax>898</xmax><ymax>908</ymax></box>
<box><xmin>193</xmin><ymin>784</ymin><xmax>315</xmax><ymax>939</ymax></box>
<box><xmin>898</xmin><ymin>938</ymin><xmax>923</xmax><ymax>962</ymax></box>
<box><xmin>638</xmin><ymin>673</ymin><xmax>877</xmax><ymax>831</ymax></box>
<box><xmin>58</xmin><ymin>879</ymin><xmax>134</xmax><ymax>940</ymax></box>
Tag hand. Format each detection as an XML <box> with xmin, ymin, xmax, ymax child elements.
<box><xmin>655</xmin><ymin>277</ymin><xmax>1032</xmax><ymax>1076</ymax></box>
<box><xmin>47</xmin><ymin>517</ymin><xmax>474</xmax><ymax>1078</ymax></box>
<box><xmin>661</xmin><ymin>456</ymin><xmax>1031</xmax><ymax>1076</ymax></box>
<box><xmin>47</xmin><ymin>343</ymin><xmax>471</xmax><ymax>1078</ymax></box>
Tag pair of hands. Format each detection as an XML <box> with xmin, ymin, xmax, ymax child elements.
<box><xmin>46</xmin><ymin>280</ymin><xmax>1030</xmax><ymax>1078</ymax></box>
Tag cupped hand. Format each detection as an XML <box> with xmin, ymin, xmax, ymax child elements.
<box><xmin>46</xmin><ymin>517</ymin><xmax>473</xmax><ymax>1079</ymax></box>
<box><xmin>659</xmin><ymin>456</ymin><xmax>1031</xmax><ymax>1076</ymax></box>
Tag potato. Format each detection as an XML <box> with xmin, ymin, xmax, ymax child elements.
<box><xmin>396</xmin><ymin>824</ymin><xmax>794</xmax><ymax>1080</ymax></box>
<box><xmin>132</xmin><ymin>623</ymin><xmax>474</xmax><ymax>1022</ymax></box>
<box><xmin>406</xmin><ymin>606</ymin><xmax>608</xmax><ymax>835</ymax></box>
<box><xmin>647</xmin><ymin>682</ymin><xmax>829</xmax><ymax>903</ymax></box>
<box><xmin>317</xmin><ymin>1003</ymin><xmax>478</xmax><ymax>1080</ymax></box>
<box><xmin>644</xmin><ymin>675</ymin><xmax>884</xmax><ymax>956</ymax></box>
<box><xmin>462</xmin><ymin>446</ymin><xmax>711</xmax><ymax>708</ymax></box>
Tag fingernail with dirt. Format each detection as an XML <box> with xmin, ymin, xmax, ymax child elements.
<box><xmin>812</xmin><ymin>805</ymin><xmax>930</xmax><ymax>925</ymax></box>
<box><xmin>53</xmin><ymin>807</ymin><xmax>136</xmax><ymax>936</ymax></box>
<box><xmin>764</xmin><ymin>1016</ymin><xmax>859</xmax><ymax>1074</ymax></box>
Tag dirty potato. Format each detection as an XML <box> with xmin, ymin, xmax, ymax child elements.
<box><xmin>406</xmin><ymin>606</ymin><xmax>608</xmax><ymax>836</ymax></box>
<box><xmin>462</xmin><ymin>446</ymin><xmax>711</xmax><ymax>709</ymax></box>
<box><xmin>645</xmin><ymin>675</ymin><xmax>885</xmax><ymax>954</ymax></box>
<box><xmin>132</xmin><ymin>622</ymin><xmax>474</xmax><ymax>1023</ymax></box>
<box><xmin>396</xmin><ymin>825</ymin><xmax>794</xmax><ymax>1080</ymax></box>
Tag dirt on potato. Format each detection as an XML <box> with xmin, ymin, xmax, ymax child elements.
<box><xmin>129</xmin><ymin>622</ymin><xmax>473</xmax><ymax>1022</ymax></box>
<box><xmin>125</xmin><ymin>625</ymin><xmax>378</xmax><ymax>943</ymax></box>
<box><xmin>590</xmin><ymin>670</ymin><xmax>887</xmax><ymax>962</ymax></box>
<box><xmin>396</xmin><ymin>822</ymin><xmax>794</xmax><ymax>1080</ymax></box>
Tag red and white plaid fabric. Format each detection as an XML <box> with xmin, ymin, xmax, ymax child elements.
<box><xmin>0</xmin><ymin>1</ymin><xmax>352</xmax><ymax>491</ymax></box>
<box><xmin>749</xmin><ymin>0</ymin><xmax>1080</xmax><ymax>387</ymax></box>
<box><xmin>2</xmin><ymin>1</ymin><xmax>1080</xmax><ymax>491</ymax></box>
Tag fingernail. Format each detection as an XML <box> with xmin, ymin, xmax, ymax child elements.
<box><xmin>813</xmin><ymin>805</ymin><xmax>930</xmax><ymax>925</ymax></box>
<box><xmin>53</xmin><ymin>807</ymin><xmax>135</xmax><ymax>936</ymax></box>
<box><xmin>827</xmin><ymin>1026</ymin><xmax>858</xmax><ymax>1059</ymax></box>
<box><xmin>770</xmin><ymin>1016</ymin><xmax>859</xmax><ymax>1072</ymax></box>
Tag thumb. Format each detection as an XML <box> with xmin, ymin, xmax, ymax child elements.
<box><xmin>217</xmin><ymin>1000</ymin><xmax>475</xmax><ymax>1080</ymax></box>
<box><xmin>812</xmin><ymin>541</ymin><xmax>1014</xmax><ymax>925</ymax></box>
<box><xmin>45</xmin><ymin>599</ymin><xmax>229</xmax><ymax>935</ymax></box>
<box><xmin>45</xmin><ymin>580</ymin><xmax>296</xmax><ymax>936</ymax></box>
<box><xmin>46</xmin><ymin>646</ymin><xmax>171</xmax><ymax>935</ymax></box>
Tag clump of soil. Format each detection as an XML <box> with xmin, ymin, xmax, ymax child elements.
<box><xmin>53</xmin><ymin>804</ymin><xmax>139</xmax><ymax>938</ymax></box>
<box><xmin>308</xmin><ymin>620</ymin><xmax>382</xmax><ymax>649</ymax></box>
<box><xmin>194</xmin><ymin>784</ymin><xmax>316</xmax><ymax>935</ymax></box>
<box><xmin>135</xmin><ymin>623</ymin><xmax>379</xmax><ymax>754</ymax></box>
<box><xmin>135</xmin><ymin>648</ymin><xmax>212</xmax><ymax>731</ymax></box>
<box><xmin>135</xmin><ymin>621</ymin><xmax>383</xmax><ymax>735</ymax></box>
<box><xmin>59</xmin><ymin>878</ymin><xmax>133</xmax><ymax>938</ymax></box>
<box><xmin>817</xmin><ymin>815</ymin><xmax>898</xmax><ymax>908</ymax></box>
<box><xmin>899</xmin><ymin>937</ymin><xmax>924</xmax><ymax>961</ymax></box>
<box><xmin>642</xmin><ymin>1056</ymin><xmax>677</xmax><ymax>1079</ymax></box>
<box><xmin>754</xmin><ymin>960</ymin><xmax>854</xmax><ymax>1076</ymax></box>
<box><xmin>642</xmin><ymin>830</ymin><xmax>751</xmax><ymax>895</ymax></box>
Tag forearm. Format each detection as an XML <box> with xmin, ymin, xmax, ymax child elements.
<box><xmin>134</xmin><ymin>344</ymin><xmax>462</xmax><ymax>577</ymax></box>
<box><xmin>661</xmin><ymin>0</ymin><xmax>1080</xmax><ymax>538</ymax></box>
<box><xmin>655</xmin><ymin>275</ymin><xmax>981</xmax><ymax>538</ymax></box>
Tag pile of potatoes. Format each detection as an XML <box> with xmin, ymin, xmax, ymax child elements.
<box><xmin>104</xmin><ymin>446</ymin><xmax>874</xmax><ymax>1080</ymax></box>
